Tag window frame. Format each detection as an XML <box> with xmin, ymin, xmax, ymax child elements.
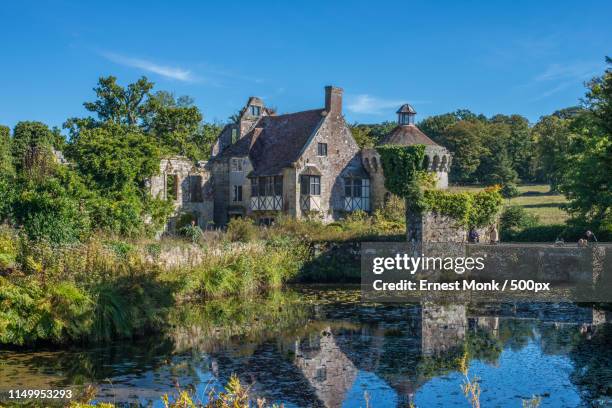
<box><xmin>317</xmin><ymin>142</ymin><xmax>328</xmax><ymax>156</ymax></box>
<box><xmin>232</xmin><ymin>184</ymin><xmax>243</xmax><ymax>202</ymax></box>
<box><xmin>230</xmin><ymin>158</ymin><xmax>243</xmax><ymax>172</ymax></box>
<box><xmin>301</xmin><ymin>175</ymin><xmax>321</xmax><ymax>196</ymax></box>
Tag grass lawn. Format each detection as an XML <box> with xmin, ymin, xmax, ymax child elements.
<box><xmin>448</xmin><ymin>184</ymin><xmax>569</xmax><ymax>225</ymax></box>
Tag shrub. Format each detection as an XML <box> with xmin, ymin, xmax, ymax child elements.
<box><xmin>501</xmin><ymin>182</ymin><xmax>520</xmax><ymax>198</ymax></box>
<box><xmin>0</xmin><ymin>227</ymin><xmax>18</xmax><ymax>272</ymax></box>
<box><xmin>180</xmin><ymin>224</ymin><xmax>203</xmax><ymax>243</ymax></box>
<box><xmin>500</xmin><ymin>206</ymin><xmax>539</xmax><ymax>233</ymax></box>
<box><xmin>226</xmin><ymin>218</ymin><xmax>258</xmax><ymax>243</ymax></box>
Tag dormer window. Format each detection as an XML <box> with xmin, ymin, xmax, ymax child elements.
<box><xmin>249</xmin><ymin>105</ymin><xmax>261</xmax><ymax>116</ymax></box>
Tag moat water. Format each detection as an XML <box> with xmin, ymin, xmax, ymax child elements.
<box><xmin>1</xmin><ymin>286</ymin><xmax>611</xmax><ymax>407</ymax></box>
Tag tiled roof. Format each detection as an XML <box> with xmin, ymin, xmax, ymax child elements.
<box><xmin>380</xmin><ymin>124</ymin><xmax>439</xmax><ymax>146</ymax></box>
<box><xmin>396</xmin><ymin>104</ymin><xmax>416</xmax><ymax>114</ymax></box>
<box><xmin>218</xmin><ymin>109</ymin><xmax>325</xmax><ymax>176</ymax></box>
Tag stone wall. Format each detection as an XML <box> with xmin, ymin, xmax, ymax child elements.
<box><xmin>294</xmin><ymin>110</ymin><xmax>366</xmax><ymax>222</ymax></box>
<box><xmin>149</xmin><ymin>157</ymin><xmax>214</xmax><ymax>232</ymax></box>
<box><xmin>413</xmin><ymin>212</ymin><xmax>493</xmax><ymax>244</ymax></box>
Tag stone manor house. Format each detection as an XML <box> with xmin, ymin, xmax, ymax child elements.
<box><xmin>149</xmin><ymin>86</ymin><xmax>451</xmax><ymax>230</ymax></box>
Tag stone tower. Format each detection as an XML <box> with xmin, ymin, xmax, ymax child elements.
<box><xmin>362</xmin><ymin>104</ymin><xmax>452</xmax><ymax>210</ymax></box>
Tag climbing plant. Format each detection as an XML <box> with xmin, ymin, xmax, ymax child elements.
<box><xmin>376</xmin><ymin>145</ymin><xmax>429</xmax><ymax>211</ymax></box>
<box><xmin>377</xmin><ymin>144</ymin><xmax>503</xmax><ymax>226</ymax></box>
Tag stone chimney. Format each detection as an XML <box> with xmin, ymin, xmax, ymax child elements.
<box><xmin>325</xmin><ymin>86</ymin><xmax>343</xmax><ymax>114</ymax></box>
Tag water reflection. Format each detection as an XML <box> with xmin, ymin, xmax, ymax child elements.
<box><xmin>0</xmin><ymin>288</ymin><xmax>610</xmax><ymax>407</ymax></box>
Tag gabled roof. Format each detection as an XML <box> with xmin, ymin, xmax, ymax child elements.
<box><xmin>380</xmin><ymin>124</ymin><xmax>439</xmax><ymax>146</ymax></box>
<box><xmin>216</xmin><ymin>109</ymin><xmax>326</xmax><ymax>177</ymax></box>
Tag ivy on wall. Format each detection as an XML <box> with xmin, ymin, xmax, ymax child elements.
<box><xmin>376</xmin><ymin>144</ymin><xmax>503</xmax><ymax>227</ymax></box>
<box><xmin>376</xmin><ymin>145</ymin><xmax>428</xmax><ymax>212</ymax></box>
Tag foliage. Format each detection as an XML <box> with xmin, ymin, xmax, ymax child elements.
<box><xmin>376</xmin><ymin>144</ymin><xmax>427</xmax><ymax>211</ymax></box>
<box><xmin>12</xmin><ymin>165</ymin><xmax>91</xmax><ymax>244</ymax></box>
<box><xmin>501</xmin><ymin>182</ymin><xmax>520</xmax><ymax>198</ymax></box>
<box><xmin>11</xmin><ymin>121</ymin><xmax>56</xmax><ymax>173</ymax></box>
<box><xmin>532</xmin><ymin>114</ymin><xmax>572</xmax><ymax>191</ymax></box>
<box><xmin>0</xmin><ymin>227</ymin><xmax>18</xmax><ymax>271</ymax></box>
<box><xmin>81</xmin><ymin>75</ymin><xmax>154</xmax><ymax>126</ymax></box>
<box><xmin>180</xmin><ymin>224</ymin><xmax>203</xmax><ymax>243</ymax></box>
<box><xmin>423</xmin><ymin>187</ymin><xmax>503</xmax><ymax>227</ymax></box>
<box><xmin>0</xmin><ymin>125</ymin><xmax>14</xmax><ymax>177</ymax></box>
<box><xmin>0</xmin><ymin>277</ymin><xmax>93</xmax><ymax>345</ymax></box>
<box><xmin>500</xmin><ymin>206</ymin><xmax>539</xmax><ymax>233</ymax></box>
<box><xmin>68</xmin><ymin>123</ymin><xmax>160</xmax><ymax>191</ymax></box>
<box><xmin>226</xmin><ymin>217</ymin><xmax>258</xmax><ymax>243</ymax></box>
<box><xmin>432</xmin><ymin>120</ymin><xmax>487</xmax><ymax>182</ymax></box>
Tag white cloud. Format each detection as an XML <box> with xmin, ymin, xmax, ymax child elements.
<box><xmin>346</xmin><ymin>94</ymin><xmax>416</xmax><ymax>115</ymax></box>
<box><xmin>535</xmin><ymin>62</ymin><xmax>599</xmax><ymax>82</ymax></box>
<box><xmin>100</xmin><ymin>52</ymin><xmax>194</xmax><ymax>82</ymax></box>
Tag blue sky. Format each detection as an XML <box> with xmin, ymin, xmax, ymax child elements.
<box><xmin>1</xmin><ymin>0</ymin><xmax>611</xmax><ymax>130</ymax></box>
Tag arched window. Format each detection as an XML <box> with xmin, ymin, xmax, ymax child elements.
<box><xmin>441</xmin><ymin>155</ymin><xmax>448</xmax><ymax>171</ymax></box>
<box><xmin>422</xmin><ymin>155</ymin><xmax>430</xmax><ymax>170</ymax></box>
<box><xmin>372</xmin><ymin>157</ymin><xmax>378</xmax><ymax>171</ymax></box>
<box><xmin>432</xmin><ymin>155</ymin><xmax>440</xmax><ymax>171</ymax></box>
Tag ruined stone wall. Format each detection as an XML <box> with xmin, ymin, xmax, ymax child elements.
<box><xmin>149</xmin><ymin>157</ymin><xmax>214</xmax><ymax>232</ymax></box>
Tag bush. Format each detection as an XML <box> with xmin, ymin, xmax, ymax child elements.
<box><xmin>501</xmin><ymin>182</ymin><xmax>520</xmax><ymax>198</ymax></box>
<box><xmin>500</xmin><ymin>206</ymin><xmax>539</xmax><ymax>232</ymax></box>
<box><xmin>179</xmin><ymin>224</ymin><xmax>203</xmax><ymax>243</ymax></box>
<box><xmin>226</xmin><ymin>218</ymin><xmax>258</xmax><ymax>242</ymax></box>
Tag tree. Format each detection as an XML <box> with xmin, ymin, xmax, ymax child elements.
<box><xmin>69</xmin><ymin>123</ymin><xmax>160</xmax><ymax>191</ymax></box>
<box><xmin>0</xmin><ymin>126</ymin><xmax>14</xmax><ymax>221</ymax></box>
<box><xmin>350</xmin><ymin>124</ymin><xmax>376</xmax><ymax>148</ymax></box>
<box><xmin>142</xmin><ymin>91</ymin><xmax>206</xmax><ymax>160</ymax></box>
<box><xmin>13</xmin><ymin>165</ymin><xmax>91</xmax><ymax>244</ymax></box>
<box><xmin>532</xmin><ymin>115</ymin><xmax>572</xmax><ymax>191</ymax></box>
<box><xmin>82</xmin><ymin>76</ymin><xmax>154</xmax><ymax>126</ymax></box>
<box><xmin>418</xmin><ymin>109</ymin><xmax>486</xmax><ymax>144</ymax></box>
<box><xmin>476</xmin><ymin>122</ymin><xmax>518</xmax><ymax>185</ymax></box>
<box><xmin>489</xmin><ymin>114</ymin><xmax>533</xmax><ymax>181</ymax></box>
<box><xmin>559</xmin><ymin>57</ymin><xmax>612</xmax><ymax>228</ymax></box>
<box><xmin>0</xmin><ymin>125</ymin><xmax>13</xmax><ymax>177</ymax></box>
<box><xmin>11</xmin><ymin>121</ymin><xmax>55</xmax><ymax>172</ymax></box>
<box><xmin>438</xmin><ymin>121</ymin><xmax>487</xmax><ymax>182</ymax></box>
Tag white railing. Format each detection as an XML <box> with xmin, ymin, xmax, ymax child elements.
<box><xmin>343</xmin><ymin>197</ymin><xmax>370</xmax><ymax>212</ymax></box>
<box><xmin>300</xmin><ymin>195</ymin><xmax>321</xmax><ymax>212</ymax></box>
<box><xmin>250</xmin><ymin>195</ymin><xmax>282</xmax><ymax>211</ymax></box>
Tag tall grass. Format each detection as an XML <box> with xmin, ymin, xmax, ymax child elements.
<box><xmin>0</xmin><ymin>226</ymin><xmax>310</xmax><ymax>346</ymax></box>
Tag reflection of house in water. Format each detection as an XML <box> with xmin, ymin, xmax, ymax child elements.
<box><xmin>294</xmin><ymin>327</ymin><xmax>358</xmax><ymax>408</ymax></box>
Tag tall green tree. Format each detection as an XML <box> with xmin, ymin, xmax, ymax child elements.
<box><xmin>559</xmin><ymin>57</ymin><xmax>612</xmax><ymax>228</ymax></box>
<box><xmin>69</xmin><ymin>123</ymin><xmax>160</xmax><ymax>191</ymax></box>
<box><xmin>532</xmin><ymin>115</ymin><xmax>572</xmax><ymax>191</ymax></box>
<box><xmin>476</xmin><ymin>122</ymin><xmax>518</xmax><ymax>185</ymax></box>
<box><xmin>83</xmin><ymin>76</ymin><xmax>154</xmax><ymax>126</ymax></box>
<box><xmin>489</xmin><ymin>114</ymin><xmax>533</xmax><ymax>180</ymax></box>
<box><xmin>142</xmin><ymin>91</ymin><xmax>206</xmax><ymax>160</ymax></box>
<box><xmin>438</xmin><ymin>120</ymin><xmax>487</xmax><ymax>182</ymax></box>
